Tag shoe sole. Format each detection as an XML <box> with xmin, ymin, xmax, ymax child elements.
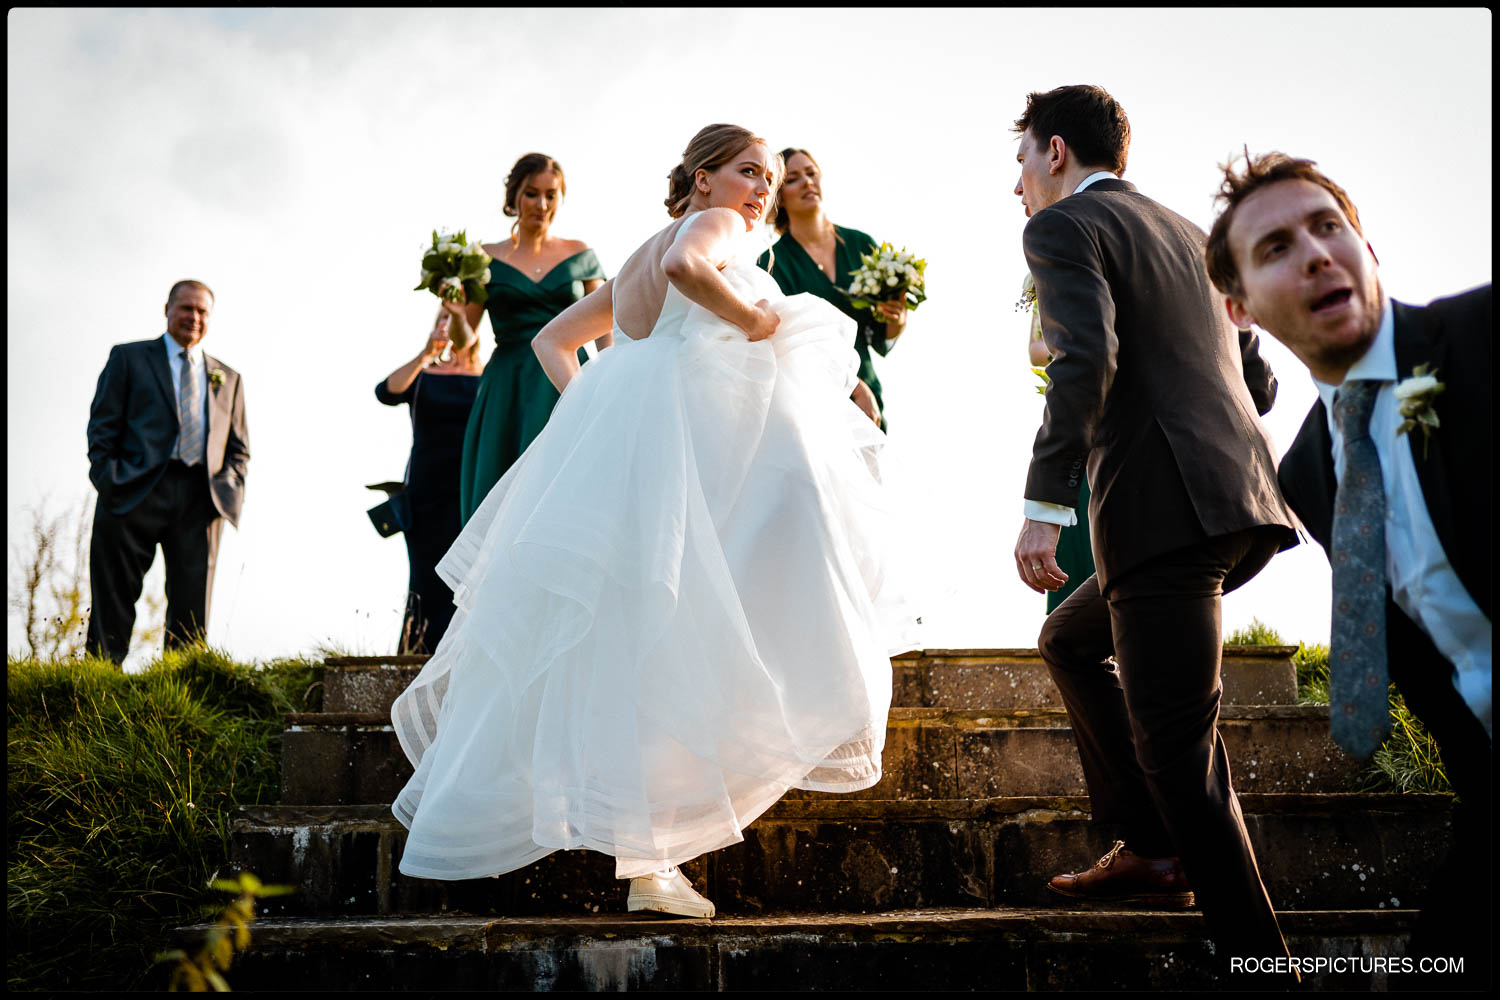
<box><xmin>627</xmin><ymin>893</ymin><xmax>715</xmax><ymax>919</ymax></box>
<box><xmin>1047</xmin><ymin>884</ymin><xmax>1195</xmax><ymax>909</ymax></box>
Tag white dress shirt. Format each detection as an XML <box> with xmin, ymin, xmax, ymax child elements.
<box><xmin>1022</xmin><ymin>170</ymin><xmax>1119</xmax><ymax>528</ymax></box>
<box><xmin>163</xmin><ymin>332</ymin><xmax>209</xmax><ymax>464</ymax></box>
<box><xmin>1314</xmin><ymin>300</ymin><xmax>1491</xmax><ymax>737</ymax></box>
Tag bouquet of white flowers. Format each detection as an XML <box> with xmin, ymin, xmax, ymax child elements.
<box><xmin>846</xmin><ymin>242</ymin><xmax>927</xmax><ymax>318</ymax></box>
<box><xmin>415</xmin><ymin>229</ymin><xmax>492</xmax><ymax>306</ymax></box>
<box><xmin>1018</xmin><ymin>272</ymin><xmax>1048</xmax><ymax>395</ymax></box>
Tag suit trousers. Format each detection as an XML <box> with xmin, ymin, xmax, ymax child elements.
<box><xmin>87</xmin><ymin>461</ymin><xmax>224</xmax><ymax>664</ymax></box>
<box><xmin>1038</xmin><ymin>526</ymin><xmax>1291</xmax><ymax>965</ymax></box>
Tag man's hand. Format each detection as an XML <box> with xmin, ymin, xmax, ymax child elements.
<box><xmin>1014</xmin><ymin>518</ymin><xmax>1068</xmax><ymax>594</ymax></box>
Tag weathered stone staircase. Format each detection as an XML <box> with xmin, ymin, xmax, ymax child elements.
<box><xmin>205</xmin><ymin>647</ymin><xmax>1453</xmax><ymax>989</ymax></box>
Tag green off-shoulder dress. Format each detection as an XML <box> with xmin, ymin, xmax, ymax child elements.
<box><xmin>458</xmin><ymin>248</ymin><xmax>606</xmax><ymax>523</ymax></box>
<box><xmin>1048</xmin><ymin>479</ymin><xmax>1095</xmax><ymax>614</ymax></box>
<box><xmin>758</xmin><ymin>226</ymin><xmax>897</xmax><ymax>432</ymax></box>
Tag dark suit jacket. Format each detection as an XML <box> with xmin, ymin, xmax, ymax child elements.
<box><xmin>1024</xmin><ymin>178</ymin><xmax>1295</xmax><ymax>587</ymax></box>
<box><xmin>87</xmin><ymin>337</ymin><xmax>250</xmax><ymax>526</ymax></box>
<box><xmin>1278</xmin><ymin>286</ymin><xmax>1492</xmax><ymax>629</ymax></box>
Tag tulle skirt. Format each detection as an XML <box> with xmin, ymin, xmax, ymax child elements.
<box><xmin>390</xmin><ymin>288</ymin><xmax>921</xmax><ymax>880</ymax></box>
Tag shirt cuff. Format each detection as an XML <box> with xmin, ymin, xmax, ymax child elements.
<box><xmin>1024</xmin><ymin>499</ymin><xmax>1077</xmax><ymax>527</ymax></box>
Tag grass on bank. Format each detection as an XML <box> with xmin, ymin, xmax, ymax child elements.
<box><xmin>6</xmin><ymin>647</ymin><xmax>320</xmax><ymax>991</ymax></box>
<box><xmin>1229</xmin><ymin>618</ymin><xmax>1450</xmax><ymax>795</ymax></box>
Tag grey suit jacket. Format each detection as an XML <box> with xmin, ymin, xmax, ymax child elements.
<box><xmin>87</xmin><ymin>337</ymin><xmax>250</xmax><ymax>526</ymax></box>
<box><xmin>1023</xmin><ymin>179</ymin><xmax>1295</xmax><ymax>587</ymax></box>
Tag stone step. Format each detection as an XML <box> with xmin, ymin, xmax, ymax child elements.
<box><xmin>186</xmin><ymin>908</ymin><xmax>1422</xmax><ymax>991</ymax></box>
<box><xmin>319</xmin><ymin>646</ymin><xmax>1299</xmax><ymax>715</ymax></box>
<box><xmin>279</xmin><ymin>705</ymin><xmax>1358</xmax><ymax>806</ymax></box>
<box><xmin>231</xmin><ymin>794</ymin><xmax>1450</xmax><ymax>919</ymax></box>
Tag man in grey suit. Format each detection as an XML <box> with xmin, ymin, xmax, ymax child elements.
<box><xmin>86</xmin><ymin>279</ymin><xmax>250</xmax><ymax>664</ymax></box>
<box><xmin>1009</xmin><ymin>85</ymin><xmax>1298</xmax><ymax>977</ymax></box>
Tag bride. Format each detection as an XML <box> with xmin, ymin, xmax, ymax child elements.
<box><xmin>390</xmin><ymin>124</ymin><xmax>920</xmax><ymax>918</ymax></box>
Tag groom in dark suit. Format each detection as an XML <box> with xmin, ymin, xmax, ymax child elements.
<box><xmin>1205</xmin><ymin>151</ymin><xmax>1491</xmax><ymax>986</ymax></box>
<box><xmin>1010</xmin><ymin>85</ymin><xmax>1299</xmax><ymax>973</ymax></box>
<box><xmin>86</xmin><ymin>279</ymin><xmax>250</xmax><ymax>664</ymax></box>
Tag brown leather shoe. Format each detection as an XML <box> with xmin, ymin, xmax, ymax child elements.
<box><xmin>1047</xmin><ymin>840</ymin><xmax>1195</xmax><ymax>909</ymax></box>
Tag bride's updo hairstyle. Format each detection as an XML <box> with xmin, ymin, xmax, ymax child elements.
<box><xmin>503</xmin><ymin>152</ymin><xmax>566</xmax><ymax>219</ymax></box>
<box><xmin>665</xmin><ymin>124</ymin><xmax>778</xmax><ymax>218</ymax></box>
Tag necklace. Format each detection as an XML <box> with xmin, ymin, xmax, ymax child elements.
<box><xmin>801</xmin><ymin>223</ymin><xmax>836</xmax><ymax>274</ymax></box>
<box><xmin>511</xmin><ymin>234</ymin><xmax>546</xmax><ymax>274</ymax></box>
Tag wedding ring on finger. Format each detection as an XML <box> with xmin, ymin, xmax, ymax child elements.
<box><xmin>1031</xmin><ymin>564</ymin><xmax>1043</xmax><ymax>571</ymax></box>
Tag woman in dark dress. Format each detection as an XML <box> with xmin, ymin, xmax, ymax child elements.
<box><xmin>1026</xmin><ymin>277</ymin><xmax>1095</xmax><ymax>613</ymax></box>
<box><xmin>376</xmin><ymin>313</ymin><xmax>483</xmax><ymax>653</ymax></box>
<box><xmin>757</xmin><ymin>148</ymin><xmax>908</xmax><ymax>431</ymax></box>
<box><xmin>439</xmin><ymin>153</ymin><xmax>609</xmax><ymax>523</ymax></box>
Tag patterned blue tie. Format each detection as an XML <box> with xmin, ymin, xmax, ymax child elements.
<box><xmin>1329</xmin><ymin>379</ymin><xmax>1390</xmax><ymax>759</ymax></box>
<box><xmin>178</xmin><ymin>350</ymin><xmax>204</xmax><ymax>465</ymax></box>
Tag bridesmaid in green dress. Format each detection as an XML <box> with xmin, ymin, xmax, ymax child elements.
<box><xmin>441</xmin><ymin>153</ymin><xmax>610</xmax><ymax>523</ymax></box>
<box><xmin>756</xmin><ymin>149</ymin><xmax>908</xmax><ymax>432</ymax></box>
<box><xmin>1028</xmin><ymin>284</ymin><xmax>1096</xmax><ymax>613</ymax></box>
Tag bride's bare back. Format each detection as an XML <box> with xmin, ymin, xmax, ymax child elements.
<box><xmin>611</xmin><ymin>215</ymin><xmax>694</xmax><ymax>341</ymax></box>
<box><xmin>533</xmin><ymin>208</ymin><xmax>778</xmax><ymax>392</ymax></box>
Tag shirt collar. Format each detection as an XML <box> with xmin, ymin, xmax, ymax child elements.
<box><xmin>163</xmin><ymin>331</ymin><xmax>205</xmax><ymax>365</ymax></box>
<box><xmin>1314</xmin><ymin>296</ymin><xmax>1396</xmax><ymax>410</ymax></box>
<box><xmin>1074</xmin><ymin>170</ymin><xmax>1119</xmax><ymax>195</ymax></box>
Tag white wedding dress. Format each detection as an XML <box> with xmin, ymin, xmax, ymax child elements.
<box><xmin>391</xmin><ymin>227</ymin><xmax>921</xmax><ymax>880</ymax></box>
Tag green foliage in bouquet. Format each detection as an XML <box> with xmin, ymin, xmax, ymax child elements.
<box><xmin>846</xmin><ymin>242</ymin><xmax>927</xmax><ymax>316</ymax></box>
<box><xmin>415</xmin><ymin>229</ymin><xmax>492</xmax><ymax>307</ymax></box>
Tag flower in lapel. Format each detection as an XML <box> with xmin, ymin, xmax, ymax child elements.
<box><xmin>1394</xmin><ymin>363</ymin><xmax>1444</xmax><ymax>459</ymax></box>
<box><xmin>208</xmin><ymin>368</ymin><xmax>225</xmax><ymax>388</ymax></box>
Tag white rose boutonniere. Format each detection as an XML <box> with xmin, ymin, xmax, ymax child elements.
<box><xmin>208</xmin><ymin>369</ymin><xmax>225</xmax><ymax>388</ymax></box>
<box><xmin>1394</xmin><ymin>363</ymin><xmax>1444</xmax><ymax>459</ymax></box>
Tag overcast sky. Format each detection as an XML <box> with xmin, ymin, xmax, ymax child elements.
<box><xmin>7</xmin><ymin>8</ymin><xmax>1492</xmax><ymax>669</ymax></box>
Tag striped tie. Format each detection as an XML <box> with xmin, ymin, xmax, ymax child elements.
<box><xmin>178</xmin><ymin>350</ymin><xmax>204</xmax><ymax>465</ymax></box>
<box><xmin>1328</xmin><ymin>379</ymin><xmax>1390</xmax><ymax>759</ymax></box>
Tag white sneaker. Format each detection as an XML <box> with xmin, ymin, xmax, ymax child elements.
<box><xmin>626</xmin><ymin>867</ymin><xmax>716</xmax><ymax>918</ymax></box>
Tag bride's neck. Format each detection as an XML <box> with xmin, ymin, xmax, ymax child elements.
<box><xmin>786</xmin><ymin>208</ymin><xmax>832</xmax><ymax>245</ymax></box>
